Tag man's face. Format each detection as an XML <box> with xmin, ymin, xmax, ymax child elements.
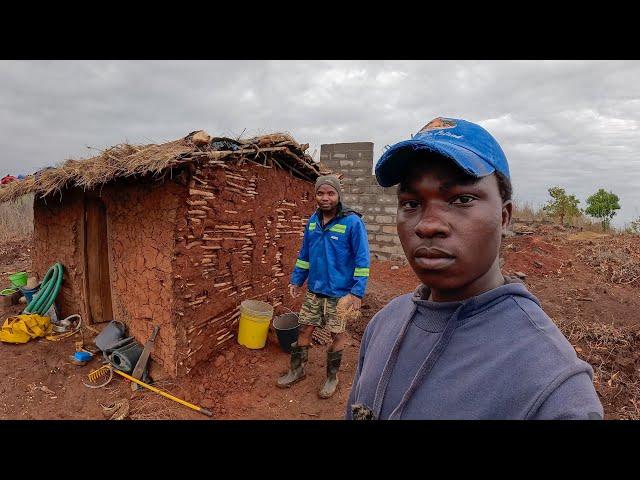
<box><xmin>316</xmin><ymin>184</ymin><xmax>339</xmax><ymax>212</ymax></box>
<box><xmin>396</xmin><ymin>159</ymin><xmax>512</xmax><ymax>298</ymax></box>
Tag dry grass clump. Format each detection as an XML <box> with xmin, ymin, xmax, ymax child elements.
<box><xmin>0</xmin><ymin>194</ymin><xmax>33</xmax><ymax>242</ymax></box>
<box><xmin>577</xmin><ymin>240</ymin><xmax>640</xmax><ymax>285</ymax></box>
<box><xmin>555</xmin><ymin>316</ymin><xmax>640</xmax><ymax>419</ymax></box>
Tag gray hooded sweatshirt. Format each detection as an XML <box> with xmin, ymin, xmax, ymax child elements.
<box><xmin>346</xmin><ymin>278</ymin><xmax>603</xmax><ymax>420</ymax></box>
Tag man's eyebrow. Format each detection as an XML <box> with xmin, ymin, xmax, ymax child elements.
<box><xmin>440</xmin><ymin>176</ymin><xmax>481</xmax><ymax>192</ymax></box>
<box><xmin>398</xmin><ymin>174</ymin><xmax>481</xmax><ymax>194</ymax></box>
<box><xmin>397</xmin><ymin>182</ymin><xmax>417</xmax><ymax>194</ymax></box>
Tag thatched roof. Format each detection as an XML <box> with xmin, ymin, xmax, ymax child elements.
<box><xmin>0</xmin><ymin>131</ymin><xmax>323</xmax><ymax>203</ymax></box>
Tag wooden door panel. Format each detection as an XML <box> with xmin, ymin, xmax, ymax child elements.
<box><xmin>85</xmin><ymin>196</ymin><xmax>113</xmax><ymax>323</ymax></box>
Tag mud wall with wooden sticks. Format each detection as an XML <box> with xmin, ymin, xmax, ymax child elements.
<box><xmin>172</xmin><ymin>159</ymin><xmax>315</xmax><ymax>376</ymax></box>
<box><xmin>99</xmin><ymin>177</ymin><xmax>186</xmax><ymax>375</ymax></box>
<box><xmin>32</xmin><ymin>189</ymin><xmax>89</xmax><ymax>321</ymax></box>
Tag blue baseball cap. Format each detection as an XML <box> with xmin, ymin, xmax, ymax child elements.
<box><xmin>375</xmin><ymin>117</ymin><xmax>510</xmax><ymax>187</ymax></box>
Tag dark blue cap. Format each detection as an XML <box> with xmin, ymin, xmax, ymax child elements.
<box><xmin>375</xmin><ymin>117</ymin><xmax>510</xmax><ymax>187</ymax></box>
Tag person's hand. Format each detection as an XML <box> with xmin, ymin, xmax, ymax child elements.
<box><xmin>340</xmin><ymin>293</ymin><xmax>362</xmax><ymax>311</ymax></box>
<box><xmin>289</xmin><ymin>284</ymin><xmax>301</xmax><ymax>298</ymax></box>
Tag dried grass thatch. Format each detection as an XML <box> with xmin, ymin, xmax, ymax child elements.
<box><xmin>0</xmin><ymin>131</ymin><xmax>322</xmax><ymax>204</ymax></box>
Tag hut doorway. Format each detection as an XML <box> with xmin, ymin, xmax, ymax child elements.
<box><xmin>84</xmin><ymin>195</ymin><xmax>114</xmax><ymax>323</ymax></box>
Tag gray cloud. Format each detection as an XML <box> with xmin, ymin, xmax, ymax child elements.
<box><xmin>1</xmin><ymin>60</ymin><xmax>639</xmax><ymax>226</ymax></box>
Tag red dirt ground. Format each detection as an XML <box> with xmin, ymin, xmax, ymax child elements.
<box><xmin>2</xmin><ymin>226</ymin><xmax>640</xmax><ymax>419</ymax></box>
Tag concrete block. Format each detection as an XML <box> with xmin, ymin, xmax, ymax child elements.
<box><xmin>347</xmin><ymin>150</ymin><xmax>371</xmax><ymax>160</ymax></box>
<box><xmin>364</xmin><ymin>206</ymin><xmax>382</xmax><ymax>214</ymax></box>
<box><xmin>371</xmin><ymin>252</ymin><xmax>388</xmax><ymax>261</ymax></box>
<box><xmin>330</xmin><ymin>142</ymin><xmax>374</xmax><ymax>152</ymax></box>
<box><xmin>331</xmin><ymin>153</ymin><xmax>346</xmax><ymax>159</ymax></box>
<box><xmin>358</xmin><ymin>194</ymin><xmax>378</xmax><ymax>204</ymax></box>
<box><xmin>355</xmin><ymin>158</ymin><xmax>374</xmax><ymax>169</ymax></box>
<box><xmin>365</xmin><ymin>224</ymin><xmax>380</xmax><ymax>232</ymax></box>
<box><xmin>321</xmin><ymin>162</ymin><xmax>340</xmax><ymax>171</ymax></box>
<box><xmin>375</xmin><ymin>215</ymin><xmax>394</xmax><ymax>224</ymax></box>
<box><xmin>377</xmin><ymin>245</ymin><xmax>400</xmax><ymax>254</ymax></box>
<box><xmin>320</xmin><ymin>156</ymin><xmax>338</xmax><ymax>164</ymax></box>
<box><xmin>321</xmin><ymin>158</ymin><xmax>334</xmax><ymax>166</ymax></box>
<box><xmin>340</xmin><ymin>160</ymin><xmax>354</xmax><ymax>167</ymax></box>
<box><xmin>347</xmin><ymin>168</ymin><xmax>368</xmax><ymax>177</ymax></box>
<box><xmin>354</xmin><ymin>176</ymin><xmax>374</xmax><ymax>185</ymax></box>
<box><xmin>382</xmin><ymin>225</ymin><xmax>397</xmax><ymax>235</ymax></box>
<box><xmin>350</xmin><ymin>185</ymin><xmax>365</xmax><ymax>194</ymax></box>
<box><xmin>384</xmin><ymin>206</ymin><xmax>397</xmax><ymax>214</ymax></box>
<box><xmin>376</xmin><ymin>233</ymin><xmax>398</xmax><ymax>243</ymax></box>
<box><xmin>378</xmin><ymin>195</ymin><xmax>397</xmax><ymax>205</ymax></box>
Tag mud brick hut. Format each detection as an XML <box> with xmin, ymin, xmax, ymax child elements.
<box><xmin>0</xmin><ymin>131</ymin><xmax>321</xmax><ymax>376</ymax></box>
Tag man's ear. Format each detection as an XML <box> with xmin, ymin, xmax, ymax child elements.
<box><xmin>501</xmin><ymin>200</ymin><xmax>513</xmax><ymax>236</ymax></box>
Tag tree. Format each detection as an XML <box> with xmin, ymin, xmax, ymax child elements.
<box><xmin>627</xmin><ymin>217</ymin><xmax>640</xmax><ymax>235</ymax></box>
<box><xmin>585</xmin><ymin>189</ymin><xmax>621</xmax><ymax>231</ymax></box>
<box><xmin>542</xmin><ymin>186</ymin><xmax>581</xmax><ymax>226</ymax></box>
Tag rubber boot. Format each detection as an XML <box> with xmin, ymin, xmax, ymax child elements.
<box><xmin>276</xmin><ymin>343</ymin><xmax>309</xmax><ymax>388</ymax></box>
<box><xmin>318</xmin><ymin>349</ymin><xmax>343</xmax><ymax>399</ymax></box>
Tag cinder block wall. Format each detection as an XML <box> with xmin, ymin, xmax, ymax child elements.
<box><xmin>319</xmin><ymin>142</ymin><xmax>405</xmax><ymax>261</ymax></box>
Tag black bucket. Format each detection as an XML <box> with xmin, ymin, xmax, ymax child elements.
<box><xmin>273</xmin><ymin>313</ymin><xmax>299</xmax><ymax>353</ymax></box>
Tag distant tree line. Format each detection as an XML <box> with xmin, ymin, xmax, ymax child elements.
<box><xmin>542</xmin><ymin>186</ymin><xmax>624</xmax><ymax>232</ymax></box>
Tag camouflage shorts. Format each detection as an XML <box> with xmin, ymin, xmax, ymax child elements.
<box><xmin>298</xmin><ymin>292</ymin><xmax>356</xmax><ymax>334</ymax></box>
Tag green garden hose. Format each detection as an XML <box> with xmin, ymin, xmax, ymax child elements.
<box><xmin>24</xmin><ymin>262</ymin><xmax>64</xmax><ymax>316</ymax></box>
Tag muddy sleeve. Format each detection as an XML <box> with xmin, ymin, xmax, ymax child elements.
<box><xmin>529</xmin><ymin>371</ymin><xmax>604</xmax><ymax>420</ymax></box>
<box><xmin>348</xmin><ymin>217</ymin><xmax>370</xmax><ymax>299</ymax></box>
<box><xmin>290</xmin><ymin>223</ymin><xmax>311</xmax><ymax>286</ymax></box>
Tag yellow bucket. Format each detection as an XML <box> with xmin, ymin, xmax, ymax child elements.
<box><xmin>237</xmin><ymin>300</ymin><xmax>274</xmax><ymax>349</ymax></box>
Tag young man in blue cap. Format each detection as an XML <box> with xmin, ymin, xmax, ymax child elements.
<box><xmin>346</xmin><ymin>117</ymin><xmax>603</xmax><ymax>420</ymax></box>
<box><xmin>278</xmin><ymin>175</ymin><xmax>370</xmax><ymax>399</ymax></box>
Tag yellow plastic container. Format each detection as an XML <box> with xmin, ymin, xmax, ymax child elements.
<box><xmin>237</xmin><ymin>300</ymin><xmax>274</xmax><ymax>349</ymax></box>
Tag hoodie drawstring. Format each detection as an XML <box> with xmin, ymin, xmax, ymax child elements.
<box><xmin>371</xmin><ymin>303</ymin><xmax>465</xmax><ymax>420</ymax></box>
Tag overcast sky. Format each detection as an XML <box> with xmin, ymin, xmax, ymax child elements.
<box><xmin>1</xmin><ymin>60</ymin><xmax>639</xmax><ymax>226</ymax></box>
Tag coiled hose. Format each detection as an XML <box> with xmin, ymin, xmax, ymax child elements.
<box><xmin>24</xmin><ymin>262</ymin><xmax>64</xmax><ymax>316</ymax></box>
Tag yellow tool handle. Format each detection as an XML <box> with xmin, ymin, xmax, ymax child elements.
<box><xmin>112</xmin><ymin>368</ymin><xmax>213</xmax><ymax>417</ymax></box>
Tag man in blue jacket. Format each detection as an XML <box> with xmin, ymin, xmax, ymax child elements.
<box><xmin>277</xmin><ymin>175</ymin><xmax>370</xmax><ymax>399</ymax></box>
<box><xmin>345</xmin><ymin>117</ymin><xmax>603</xmax><ymax>419</ymax></box>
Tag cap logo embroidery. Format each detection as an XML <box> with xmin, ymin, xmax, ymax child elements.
<box><xmin>417</xmin><ymin>117</ymin><xmax>457</xmax><ymax>134</ymax></box>
<box><xmin>432</xmin><ymin>130</ymin><xmax>463</xmax><ymax>139</ymax></box>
